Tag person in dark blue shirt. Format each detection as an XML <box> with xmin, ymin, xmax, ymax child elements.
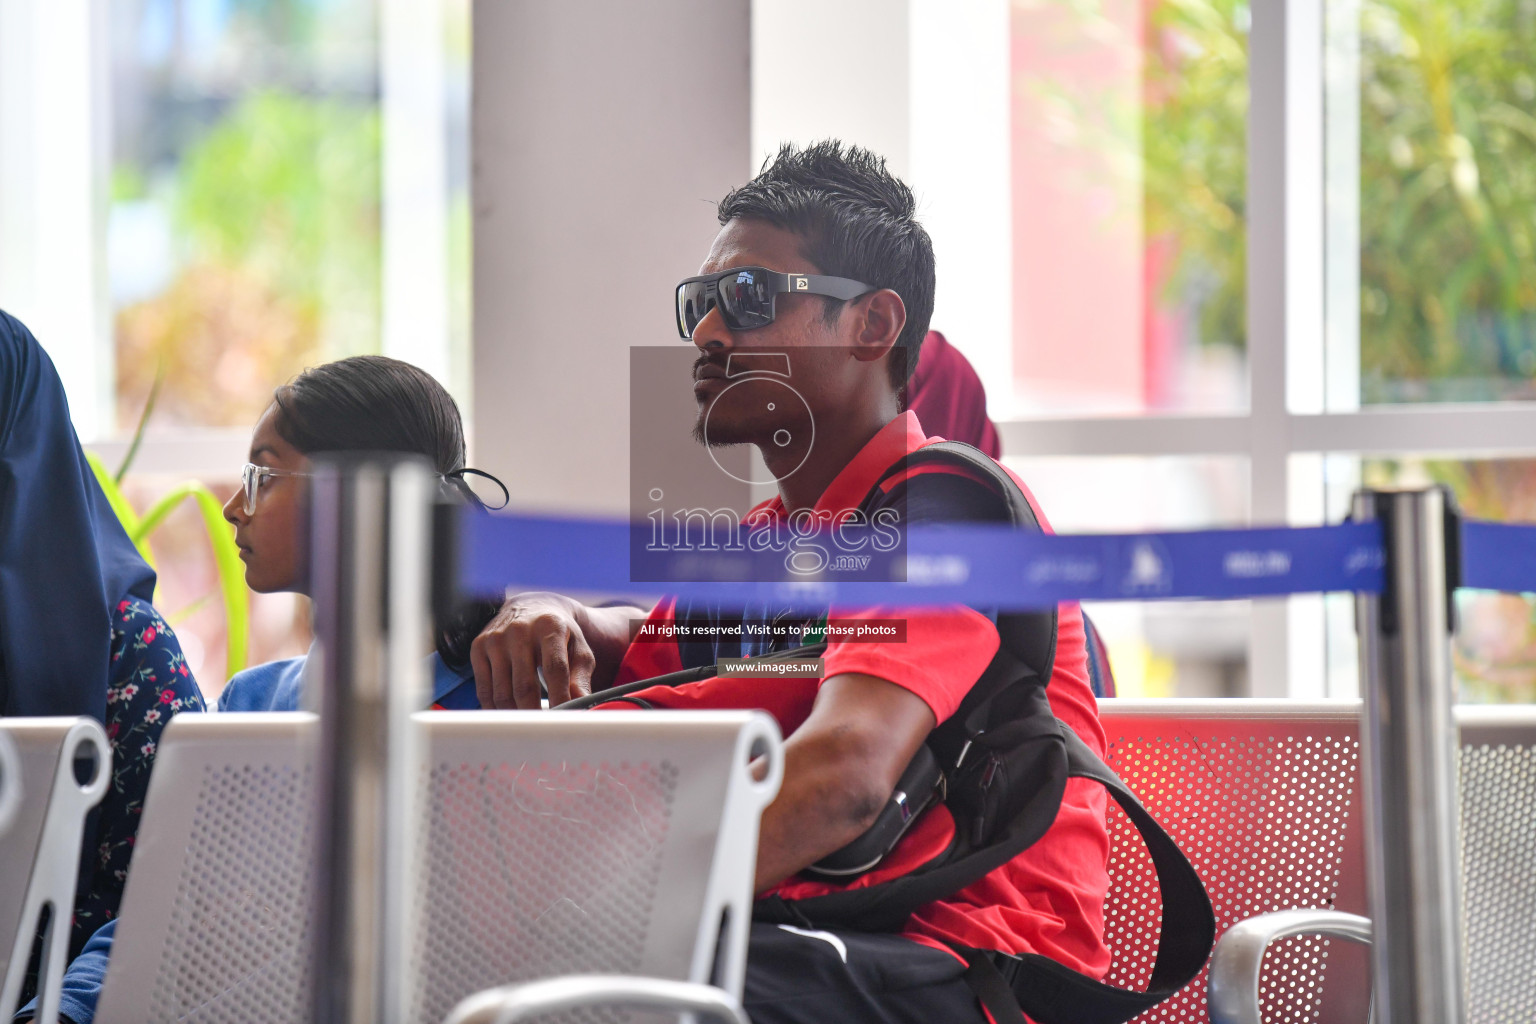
<box><xmin>1</xmin><ymin>311</ymin><xmax>204</xmax><ymax>1024</ymax></box>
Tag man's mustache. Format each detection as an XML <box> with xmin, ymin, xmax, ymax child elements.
<box><xmin>693</xmin><ymin>352</ymin><xmax>793</xmax><ymax>380</ymax></box>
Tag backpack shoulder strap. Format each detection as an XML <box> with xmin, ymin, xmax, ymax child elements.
<box><xmin>988</xmin><ymin>727</ymin><xmax>1216</xmax><ymax>1024</ymax></box>
<box><xmin>862</xmin><ymin>439</ymin><xmax>1042</xmax><ymax>532</ymax></box>
<box><xmin>861</xmin><ymin>439</ymin><xmax>1058</xmax><ymax>689</ymax></box>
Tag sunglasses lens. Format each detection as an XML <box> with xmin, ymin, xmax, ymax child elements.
<box><xmin>677</xmin><ymin>269</ymin><xmax>777</xmax><ymax>337</ymax></box>
<box><xmin>677</xmin><ymin>281</ymin><xmax>712</xmax><ymax>339</ymax></box>
<box><xmin>717</xmin><ymin>268</ymin><xmax>774</xmax><ymax>330</ymax></box>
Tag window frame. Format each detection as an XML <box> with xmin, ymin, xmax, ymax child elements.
<box><xmin>4</xmin><ymin>0</ymin><xmax>462</xmax><ymax>472</ymax></box>
<box><xmin>26</xmin><ymin>0</ymin><xmax>1533</xmax><ymax>697</ymax></box>
<box><xmin>997</xmin><ymin>0</ymin><xmax>1536</xmax><ymax>696</ymax></box>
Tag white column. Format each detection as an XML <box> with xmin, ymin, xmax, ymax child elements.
<box><xmin>0</xmin><ymin>0</ymin><xmax>110</xmax><ymax>441</ymax></box>
<box><xmin>1249</xmin><ymin>0</ymin><xmax>1325</xmax><ymax>696</ymax></box>
<box><xmin>1324</xmin><ymin>0</ymin><xmax>1361</xmax><ymax>413</ymax></box>
<box><xmin>908</xmin><ymin>0</ymin><xmax>1013</xmax><ymax>415</ymax></box>
<box><xmin>381</xmin><ymin>0</ymin><xmax>451</xmax><ymax>386</ymax></box>
<box><xmin>1284</xmin><ymin>0</ymin><xmax>1360</xmax><ymax>699</ymax></box>
<box><xmin>1288</xmin><ymin>452</ymin><xmax>1329</xmax><ymax>698</ymax></box>
<box><xmin>752</xmin><ymin>0</ymin><xmax>1013</xmax><ymax>412</ymax></box>
<box><xmin>471</xmin><ymin>0</ymin><xmax>750</xmax><ymax>514</ymax></box>
<box><xmin>750</xmin><ymin>0</ymin><xmax>910</xmax><ymax>180</ymax></box>
<box><xmin>1282</xmin><ymin>0</ymin><xmax>1325</xmax><ymax>422</ymax></box>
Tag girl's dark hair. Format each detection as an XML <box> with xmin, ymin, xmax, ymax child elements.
<box><xmin>273</xmin><ymin>355</ymin><xmax>502</xmax><ymax>670</ymax></box>
<box><xmin>274</xmin><ymin>355</ymin><xmax>467</xmax><ymax>476</ymax></box>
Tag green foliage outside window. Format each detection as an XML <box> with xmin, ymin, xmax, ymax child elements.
<box><xmin>116</xmin><ymin>90</ymin><xmax>381</xmax><ymax>430</ymax></box>
<box><xmin>1141</xmin><ymin>0</ymin><xmax>1249</xmax><ymax>355</ymax></box>
<box><xmin>1366</xmin><ymin>456</ymin><xmax>1536</xmax><ymax>703</ymax></box>
<box><xmin>104</xmin><ymin>83</ymin><xmax>380</xmax><ymax>681</ymax></box>
<box><xmin>1032</xmin><ymin>0</ymin><xmax>1536</xmax><ymax>395</ymax></box>
<box><xmin>1358</xmin><ymin>0</ymin><xmax>1536</xmax><ymax>400</ymax></box>
<box><xmin>1134</xmin><ymin>0</ymin><xmax>1536</xmax><ymax>399</ymax></box>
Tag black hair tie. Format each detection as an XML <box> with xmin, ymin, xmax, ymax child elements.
<box><xmin>444</xmin><ymin>467</ymin><xmax>510</xmax><ymax>510</ymax></box>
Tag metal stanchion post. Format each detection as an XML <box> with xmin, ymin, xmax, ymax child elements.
<box><xmin>1352</xmin><ymin>487</ymin><xmax>1466</xmax><ymax>1023</ymax></box>
<box><xmin>310</xmin><ymin>455</ymin><xmax>436</xmax><ymax>1024</ymax></box>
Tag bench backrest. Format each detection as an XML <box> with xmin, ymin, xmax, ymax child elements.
<box><xmin>96</xmin><ymin>709</ymin><xmax>781</xmax><ymax>1024</ymax></box>
<box><xmin>1100</xmin><ymin>699</ymin><xmax>1372</xmax><ymax>1024</ymax></box>
<box><xmin>1099</xmin><ymin>698</ymin><xmax>1536</xmax><ymax>1023</ymax></box>
<box><xmin>1457</xmin><ymin>705</ymin><xmax>1536</xmax><ymax>1022</ymax></box>
<box><xmin>0</xmin><ymin>718</ymin><xmax>111</xmax><ymax>1024</ymax></box>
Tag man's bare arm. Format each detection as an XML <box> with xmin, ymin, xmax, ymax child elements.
<box><xmin>472</xmin><ymin>605</ymin><xmax>935</xmax><ymax>886</ymax></box>
<box><xmin>753</xmin><ymin>672</ymin><xmax>934</xmax><ymax>892</ymax></box>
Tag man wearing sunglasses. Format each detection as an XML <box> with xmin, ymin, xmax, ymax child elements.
<box><xmin>471</xmin><ymin>142</ymin><xmax>1110</xmax><ymax>1024</ymax></box>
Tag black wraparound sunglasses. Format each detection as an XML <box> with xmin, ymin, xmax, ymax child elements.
<box><xmin>675</xmin><ymin>266</ymin><xmax>874</xmax><ymax>339</ymax></box>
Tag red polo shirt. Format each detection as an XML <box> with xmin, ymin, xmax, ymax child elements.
<box><xmin>609</xmin><ymin>412</ymin><xmax>1111</xmax><ymax>978</ymax></box>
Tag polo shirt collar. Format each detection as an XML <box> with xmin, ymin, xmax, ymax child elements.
<box><xmin>756</xmin><ymin>411</ymin><xmax>932</xmax><ymax>518</ymax></box>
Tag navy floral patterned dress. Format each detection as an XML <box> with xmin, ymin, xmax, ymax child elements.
<box><xmin>73</xmin><ymin>596</ymin><xmax>205</xmax><ymax>953</ymax></box>
<box><xmin>14</xmin><ymin>597</ymin><xmax>205</xmax><ymax>1024</ymax></box>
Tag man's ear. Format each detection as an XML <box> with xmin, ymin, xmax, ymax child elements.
<box><xmin>848</xmin><ymin>288</ymin><xmax>907</xmax><ymax>364</ymax></box>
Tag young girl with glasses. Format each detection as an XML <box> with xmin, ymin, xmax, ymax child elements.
<box><xmin>218</xmin><ymin>354</ymin><xmax>506</xmax><ymax>712</ymax></box>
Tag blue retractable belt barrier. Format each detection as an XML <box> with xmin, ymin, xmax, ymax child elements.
<box><xmin>459</xmin><ymin>512</ymin><xmax>1388</xmax><ymax>610</ymax></box>
<box><xmin>1460</xmin><ymin>520</ymin><xmax>1536</xmax><ymax>594</ymax></box>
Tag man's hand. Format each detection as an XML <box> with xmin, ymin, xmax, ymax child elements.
<box><xmin>470</xmin><ymin>593</ymin><xmax>636</xmax><ymax>708</ymax></box>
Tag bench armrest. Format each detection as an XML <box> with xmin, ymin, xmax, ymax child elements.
<box><xmin>442</xmin><ymin>975</ymin><xmax>749</xmax><ymax>1024</ymax></box>
<box><xmin>1208</xmin><ymin>909</ymin><xmax>1373</xmax><ymax>1024</ymax></box>
<box><xmin>0</xmin><ymin>731</ymin><xmax>19</xmax><ymax>836</ymax></box>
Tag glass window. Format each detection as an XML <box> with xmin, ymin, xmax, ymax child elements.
<box><xmin>1005</xmin><ymin>454</ymin><xmax>1249</xmax><ymax>532</ymax></box>
<box><xmin>1317</xmin><ymin>453</ymin><xmax>1536</xmax><ymax>703</ymax></box>
<box><xmin>1008</xmin><ymin>455</ymin><xmax>1251</xmax><ymax>696</ymax></box>
<box><xmin>753</xmin><ymin>2</ymin><xmax>1250</xmax><ymax>420</ymax></box>
<box><xmin>1341</xmin><ymin>0</ymin><xmax>1536</xmax><ymax>405</ymax></box>
<box><xmin>109</xmin><ymin>0</ymin><xmax>384</xmax><ymax>431</ymax></box>
<box><xmin>1007</xmin><ymin>0</ymin><xmax>1249</xmax><ymax>416</ymax></box>
<box><xmin>95</xmin><ymin>0</ymin><xmax>470</xmax><ymax>691</ymax></box>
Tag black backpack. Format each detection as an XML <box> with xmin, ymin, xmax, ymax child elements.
<box><xmin>572</xmin><ymin>442</ymin><xmax>1215</xmax><ymax>1024</ymax></box>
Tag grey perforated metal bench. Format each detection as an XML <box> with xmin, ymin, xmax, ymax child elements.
<box><xmin>1099</xmin><ymin>699</ymin><xmax>1536</xmax><ymax>1024</ymax></box>
<box><xmin>0</xmin><ymin>731</ymin><xmax>20</xmax><ymax>839</ymax></box>
<box><xmin>94</xmin><ymin>709</ymin><xmax>781</xmax><ymax>1024</ymax></box>
<box><xmin>0</xmin><ymin>718</ymin><xmax>111</xmax><ymax>1024</ymax></box>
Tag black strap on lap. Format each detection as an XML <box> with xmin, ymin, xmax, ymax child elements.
<box><xmin>954</xmin><ymin>946</ymin><xmax>1029</xmax><ymax>1024</ymax></box>
<box><xmin>1054</xmin><ymin>730</ymin><xmax>1215</xmax><ymax>1012</ymax></box>
<box><xmin>948</xmin><ymin>727</ymin><xmax>1215</xmax><ymax>1024</ymax></box>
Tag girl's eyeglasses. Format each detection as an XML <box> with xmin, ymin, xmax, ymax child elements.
<box><xmin>240</xmin><ymin>463</ymin><xmax>312</xmax><ymax>516</ymax></box>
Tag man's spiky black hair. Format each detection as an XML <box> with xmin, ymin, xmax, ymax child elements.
<box><xmin>717</xmin><ymin>141</ymin><xmax>934</xmax><ymax>393</ymax></box>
